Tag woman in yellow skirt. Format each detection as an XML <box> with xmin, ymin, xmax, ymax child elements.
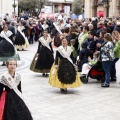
<box><xmin>49</xmin><ymin>38</ymin><xmax>82</xmax><ymax>93</ymax></box>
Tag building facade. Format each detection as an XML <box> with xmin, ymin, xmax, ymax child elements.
<box><xmin>84</xmin><ymin>0</ymin><xmax>120</xmax><ymax>18</ymax></box>
<box><xmin>50</xmin><ymin>0</ymin><xmax>73</xmax><ymax>14</ymax></box>
<box><xmin>1</xmin><ymin>0</ymin><xmax>119</xmax><ymax>18</ymax></box>
<box><xmin>46</xmin><ymin>0</ymin><xmax>120</xmax><ymax>18</ymax></box>
<box><xmin>0</xmin><ymin>0</ymin><xmax>18</xmax><ymax>17</ymax></box>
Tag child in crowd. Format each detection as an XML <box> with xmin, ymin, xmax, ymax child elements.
<box><xmin>81</xmin><ymin>51</ymin><xmax>100</xmax><ymax>76</ymax></box>
<box><xmin>0</xmin><ymin>58</ymin><xmax>33</xmax><ymax>120</ymax></box>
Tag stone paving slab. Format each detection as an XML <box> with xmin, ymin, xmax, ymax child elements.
<box><xmin>0</xmin><ymin>42</ymin><xmax>120</xmax><ymax>120</ymax></box>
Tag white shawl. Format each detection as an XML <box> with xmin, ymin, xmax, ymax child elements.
<box><xmin>17</xmin><ymin>26</ymin><xmax>29</xmax><ymax>47</ymax></box>
<box><xmin>53</xmin><ymin>22</ymin><xmax>62</xmax><ymax>34</ymax></box>
<box><xmin>57</xmin><ymin>46</ymin><xmax>73</xmax><ymax>64</ymax></box>
<box><xmin>39</xmin><ymin>36</ymin><xmax>52</xmax><ymax>51</ymax></box>
<box><xmin>2</xmin><ymin>72</ymin><xmax>23</xmax><ymax>100</ymax></box>
<box><xmin>41</xmin><ymin>24</ymin><xmax>49</xmax><ymax>30</ymax></box>
<box><xmin>0</xmin><ymin>30</ymin><xmax>17</xmax><ymax>54</ymax></box>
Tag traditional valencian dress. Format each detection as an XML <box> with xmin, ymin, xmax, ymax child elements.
<box><xmin>30</xmin><ymin>36</ymin><xmax>54</xmax><ymax>73</ymax></box>
<box><xmin>49</xmin><ymin>46</ymin><xmax>81</xmax><ymax>89</ymax></box>
<box><xmin>0</xmin><ymin>72</ymin><xmax>33</xmax><ymax>120</ymax></box>
<box><xmin>52</xmin><ymin>22</ymin><xmax>63</xmax><ymax>47</ymax></box>
<box><xmin>0</xmin><ymin>30</ymin><xmax>20</xmax><ymax>62</ymax></box>
<box><xmin>41</xmin><ymin>23</ymin><xmax>49</xmax><ymax>31</ymax></box>
<box><xmin>14</xmin><ymin>26</ymin><xmax>29</xmax><ymax>50</ymax></box>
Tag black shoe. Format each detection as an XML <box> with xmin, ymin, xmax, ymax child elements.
<box><xmin>101</xmin><ymin>84</ymin><xmax>110</xmax><ymax>87</ymax></box>
<box><xmin>2</xmin><ymin>62</ymin><xmax>6</xmax><ymax>66</ymax></box>
<box><xmin>22</xmin><ymin>49</ymin><xmax>24</xmax><ymax>51</ymax></box>
<box><xmin>42</xmin><ymin>73</ymin><xmax>45</xmax><ymax>76</ymax></box>
<box><xmin>1</xmin><ymin>63</ymin><xmax>6</xmax><ymax>66</ymax></box>
<box><xmin>110</xmin><ymin>78</ymin><xmax>116</xmax><ymax>82</ymax></box>
<box><xmin>64</xmin><ymin>88</ymin><xmax>67</xmax><ymax>93</ymax></box>
<box><xmin>60</xmin><ymin>88</ymin><xmax>65</xmax><ymax>92</ymax></box>
<box><xmin>45</xmin><ymin>73</ymin><xmax>48</xmax><ymax>77</ymax></box>
<box><xmin>60</xmin><ymin>88</ymin><xmax>67</xmax><ymax>93</ymax></box>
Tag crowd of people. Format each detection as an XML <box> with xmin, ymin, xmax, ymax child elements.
<box><xmin>0</xmin><ymin>13</ymin><xmax>120</xmax><ymax>87</ymax></box>
<box><xmin>0</xmin><ymin>13</ymin><xmax>120</xmax><ymax>119</ymax></box>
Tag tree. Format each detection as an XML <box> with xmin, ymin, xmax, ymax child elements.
<box><xmin>18</xmin><ymin>0</ymin><xmax>50</xmax><ymax>16</ymax></box>
<box><xmin>72</xmin><ymin>0</ymin><xmax>83</xmax><ymax>15</ymax></box>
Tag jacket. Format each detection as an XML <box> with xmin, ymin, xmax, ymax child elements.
<box><xmin>114</xmin><ymin>40</ymin><xmax>120</xmax><ymax>58</ymax></box>
<box><xmin>101</xmin><ymin>41</ymin><xmax>114</xmax><ymax>61</ymax></box>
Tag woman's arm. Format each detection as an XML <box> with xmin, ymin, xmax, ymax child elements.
<box><xmin>114</xmin><ymin>41</ymin><xmax>120</xmax><ymax>53</ymax></box>
<box><xmin>9</xmin><ymin>35</ymin><xmax>14</xmax><ymax>44</ymax></box>
<box><xmin>49</xmin><ymin>42</ymin><xmax>53</xmax><ymax>53</ymax></box>
<box><xmin>18</xmin><ymin>81</ymin><xmax>22</xmax><ymax>93</ymax></box>
<box><xmin>70</xmin><ymin>52</ymin><xmax>75</xmax><ymax>64</ymax></box>
<box><xmin>37</xmin><ymin>41</ymin><xmax>41</xmax><ymax>53</ymax></box>
<box><xmin>79</xmin><ymin>50</ymin><xmax>84</xmax><ymax>60</ymax></box>
<box><xmin>0</xmin><ymin>83</ymin><xmax>4</xmax><ymax>96</ymax></box>
<box><xmin>102</xmin><ymin>42</ymin><xmax>113</xmax><ymax>53</ymax></box>
<box><xmin>55</xmin><ymin>51</ymin><xmax>59</xmax><ymax>65</ymax></box>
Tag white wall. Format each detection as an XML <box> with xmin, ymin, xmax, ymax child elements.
<box><xmin>0</xmin><ymin>0</ymin><xmax>18</xmax><ymax>16</ymax></box>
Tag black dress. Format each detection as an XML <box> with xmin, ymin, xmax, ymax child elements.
<box><xmin>14</xmin><ymin>26</ymin><xmax>27</xmax><ymax>49</ymax></box>
<box><xmin>55</xmin><ymin>51</ymin><xmax>76</xmax><ymax>84</ymax></box>
<box><xmin>30</xmin><ymin>38</ymin><xmax>54</xmax><ymax>73</ymax></box>
<box><xmin>0</xmin><ymin>75</ymin><xmax>33</xmax><ymax>120</ymax></box>
<box><xmin>0</xmin><ymin>36</ymin><xmax>15</xmax><ymax>57</ymax></box>
<box><xmin>14</xmin><ymin>31</ymin><xmax>25</xmax><ymax>46</ymax></box>
<box><xmin>0</xmin><ymin>30</ymin><xmax>20</xmax><ymax>62</ymax></box>
<box><xmin>35</xmin><ymin>41</ymin><xmax>54</xmax><ymax>71</ymax></box>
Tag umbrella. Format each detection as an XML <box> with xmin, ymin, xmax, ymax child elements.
<box><xmin>71</xmin><ymin>14</ymin><xmax>80</xmax><ymax>19</ymax></box>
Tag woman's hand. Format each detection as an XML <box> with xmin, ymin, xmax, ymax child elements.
<box><xmin>97</xmin><ymin>43</ymin><xmax>101</xmax><ymax>48</ymax></box>
<box><xmin>88</xmin><ymin>56</ymin><xmax>91</xmax><ymax>61</ymax></box>
<box><xmin>94</xmin><ymin>36</ymin><xmax>98</xmax><ymax>41</ymax></box>
<box><xmin>55</xmin><ymin>65</ymin><xmax>58</xmax><ymax>69</ymax></box>
<box><xmin>77</xmin><ymin>56</ymin><xmax>80</xmax><ymax>62</ymax></box>
<box><xmin>36</xmin><ymin>53</ymin><xmax>39</xmax><ymax>56</ymax></box>
<box><xmin>73</xmin><ymin>64</ymin><xmax>77</xmax><ymax>71</ymax></box>
<box><xmin>73</xmin><ymin>64</ymin><xmax>76</xmax><ymax>67</ymax></box>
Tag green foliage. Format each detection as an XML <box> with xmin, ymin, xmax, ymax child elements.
<box><xmin>72</xmin><ymin>0</ymin><xmax>83</xmax><ymax>15</ymax></box>
<box><xmin>18</xmin><ymin>0</ymin><xmax>49</xmax><ymax>16</ymax></box>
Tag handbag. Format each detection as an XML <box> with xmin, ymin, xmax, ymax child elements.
<box><xmin>0</xmin><ymin>90</ymin><xmax>7</xmax><ymax>120</ymax></box>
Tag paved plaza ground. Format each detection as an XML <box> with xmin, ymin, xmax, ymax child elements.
<box><xmin>0</xmin><ymin>42</ymin><xmax>120</xmax><ymax>120</ymax></box>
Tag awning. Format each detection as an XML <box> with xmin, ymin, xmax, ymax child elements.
<box><xmin>39</xmin><ymin>13</ymin><xmax>59</xmax><ymax>19</ymax></box>
<box><xmin>49</xmin><ymin>0</ymin><xmax>73</xmax><ymax>3</ymax></box>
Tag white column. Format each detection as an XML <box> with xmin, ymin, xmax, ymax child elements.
<box><xmin>84</xmin><ymin>0</ymin><xmax>92</xmax><ymax>18</ymax></box>
<box><xmin>52</xmin><ymin>4</ymin><xmax>55</xmax><ymax>13</ymax></box>
<box><xmin>109</xmin><ymin>0</ymin><xmax>119</xmax><ymax>17</ymax></box>
<box><xmin>58</xmin><ymin>3</ymin><xmax>62</xmax><ymax>12</ymax></box>
<box><xmin>0</xmin><ymin>0</ymin><xmax>1</xmax><ymax>13</ymax></box>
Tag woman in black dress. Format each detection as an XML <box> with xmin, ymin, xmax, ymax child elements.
<box><xmin>30</xmin><ymin>29</ymin><xmax>54</xmax><ymax>77</ymax></box>
<box><xmin>0</xmin><ymin>24</ymin><xmax>20</xmax><ymax>65</ymax></box>
<box><xmin>49</xmin><ymin>38</ymin><xmax>81</xmax><ymax>93</ymax></box>
<box><xmin>0</xmin><ymin>58</ymin><xmax>33</xmax><ymax>120</ymax></box>
<box><xmin>14</xmin><ymin>21</ymin><xmax>29</xmax><ymax>50</ymax></box>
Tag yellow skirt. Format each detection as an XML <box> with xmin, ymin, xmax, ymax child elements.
<box><xmin>48</xmin><ymin>64</ymin><xmax>82</xmax><ymax>89</ymax></box>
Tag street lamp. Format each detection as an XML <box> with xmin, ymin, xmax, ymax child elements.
<box><xmin>14</xmin><ymin>0</ymin><xmax>15</xmax><ymax>13</ymax></box>
<box><xmin>102</xmin><ymin>0</ymin><xmax>112</xmax><ymax>17</ymax></box>
<box><xmin>12</xmin><ymin>0</ymin><xmax>17</xmax><ymax>14</ymax></box>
